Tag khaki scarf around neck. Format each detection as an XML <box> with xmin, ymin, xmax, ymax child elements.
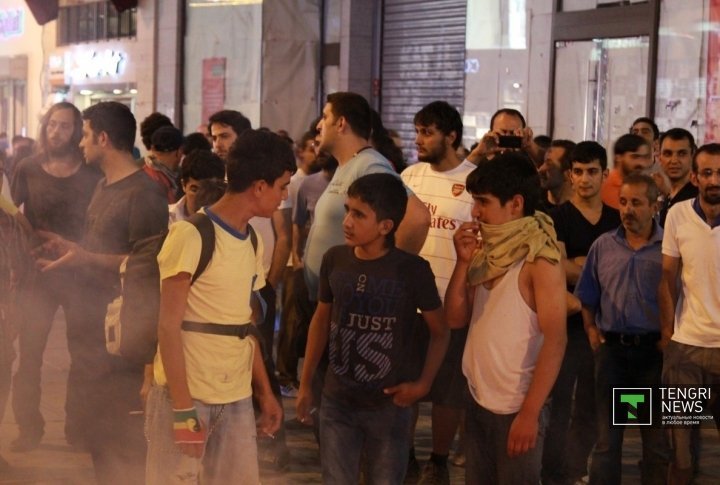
<box><xmin>467</xmin><ymin>211</ymin><xmax>561</xmax><ymax>286</ymax></box>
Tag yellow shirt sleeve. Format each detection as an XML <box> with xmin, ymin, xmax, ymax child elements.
<box><xmin>0</xmin><ymin>194</ymin><xmax>18</xmax><ymax>216</ymax></box>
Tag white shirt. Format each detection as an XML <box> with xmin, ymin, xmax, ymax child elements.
<box><xmin>401</xmin><ymin>160</ymin><xmax>475</xmax><ymax>301</ymax></box>
<box><xmin>662</xmin><ymin>200</ymin><xmax>720</xmax><ymax>347</ymax></box>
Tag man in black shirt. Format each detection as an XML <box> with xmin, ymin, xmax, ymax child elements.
<box><xmin>543</xmin><ymin>141</ymin><xmax>621</xmax><ymax>485</ymax></box>
<box><xmin>38</xmin><ymin>102</ymin><xmax>168</xmax><ymax>484</ymax></box>
<box><xmin>657</xmin><ymin>128</ymin><xmax>698</xmax><ymax>227</ymax></box>
<box><xmin>9</xmin><ymin>102</ymin><xmax>101</xmax><ymax>451</ymax></box>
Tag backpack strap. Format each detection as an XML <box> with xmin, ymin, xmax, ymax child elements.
<box><xmin>186</xmin><ymin>212</ymin><xmax>216</xmax><ymax>285</ymax></box>
<box><xmin>247</xmin><ymin>223</ymin><xmax>258</xmax><ymax>254</ymax></box>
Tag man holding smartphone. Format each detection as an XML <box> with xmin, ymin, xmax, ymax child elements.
<box><xmin>466</xmin><ymin>108</ymin><xmax>542</xmax><ymax>165</ymax></box>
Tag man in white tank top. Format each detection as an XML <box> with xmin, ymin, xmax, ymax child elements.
<box><xmin>445</xmin><ymin>152</ymin><xmax>567</xmax><ymax>484</ymax></box>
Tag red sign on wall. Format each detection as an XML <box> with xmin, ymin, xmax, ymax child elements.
<box><xmin>202</xmin><ymin>58</ymin><xmax>226</xmax><ymax>123</ymax></box>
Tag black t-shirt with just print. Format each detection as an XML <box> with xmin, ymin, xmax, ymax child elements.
<box><xmin>318</xmin><ymin>245</ymin><xmax>441</xmax><ymax>408</ymax></box>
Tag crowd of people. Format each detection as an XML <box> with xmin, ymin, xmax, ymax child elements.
<box><xmin>0</xmin><ymin>91</ymin><xmax>718</xmax><ymax>485</ymax></box>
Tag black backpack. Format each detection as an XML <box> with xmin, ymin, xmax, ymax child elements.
<box><xmin>104</xmin><ymin>212</ymin><xmax>258</xmax><ymax>364</ymax></box>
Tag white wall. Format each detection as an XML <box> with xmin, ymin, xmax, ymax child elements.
<box><xmin>183</xmin><ymin>2</ymin><xmax>263</xmax><ymax>130</ymax></box>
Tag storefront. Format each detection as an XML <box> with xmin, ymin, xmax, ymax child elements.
<box><xmin>48</xmin><ymin>45</ymin><xmax>139</xmax><ymax>112</ymax></box>
<box><xmin>0</xmin><ymin>3</ymin><xmax>43</xmax><ymax>140</ymax></box>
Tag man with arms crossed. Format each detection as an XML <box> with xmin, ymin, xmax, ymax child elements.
<box><xmin>659</xmin><ymin>143</ymin><xmax>720</xmax><ymax>485</ymax></box>
<box><xmin>445</xmin><ymin>152</ymin><xmax>567</xmax><ymax>483</ymax></box>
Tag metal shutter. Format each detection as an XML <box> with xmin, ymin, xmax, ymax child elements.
<box><xmin>381</xmin><ymin>0</ymin><xmax>466</xmax><ymax>161</ymax></box>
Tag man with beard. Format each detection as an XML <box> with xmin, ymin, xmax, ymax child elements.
<box><xmin>400</xmin><ymin>101</ymin><xmax>475</xmax><ymax>484</ymax></box>
<box><xmin>657</xmin><ymin>128</ymin><xmax>697</xmax><ymax>227</ymax></box>
<box><xmin>36</xmin><ymin>102</ymin><xmax>167</xmax><ymax>483</ymax></box>
<box><xmin>538</xmin><ymin>140</ymin><xmax>575</xmax><ymax>212</ymax></box>
<box><xmin>575</xmin><ymin>173</ymin><xmax>669</xmax><ymax>484</ymax></box>
<box><xmin>9</xmin><ymin>102</ymin><xmax>101</xmax><ymax>451</ymax></box>
<box><xmin>659</xmin><ymin>143</ymin><xmax>720</xmax><ymax>484</ymax></box>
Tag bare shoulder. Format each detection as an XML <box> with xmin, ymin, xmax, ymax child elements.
<box><xmin>519</xmin><ymin>258</ymin><xmax>565</xmax><ymax>311</ymax></box>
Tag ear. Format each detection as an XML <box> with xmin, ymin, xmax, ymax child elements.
<box><xmin>602</xmin><ymin>168</ymin><xmax>609</xmax><ymax>181</ymax></box>
<box><xmin>253</xmin><ymin>179</ymin><xmax>268</xmax><ymax>198</ymax></box>
<box><xmin>97</xmin><ymin>131</ymin><xmax>109</xmax><ymax>147</ymax></box>
<box><xmin>511</xmin><ymin>194</ymin><xmax>525</xmax><ymax>215</ymax></box>
<box><xmin>336</xmin><ymin>116</ymin><xmax>347</xmax><ymax>134</ymax></box>
<box><xmin>690</xmin><ymin>171</ymin><xmax>699</xmax><ymax>187</ymax></box>
<box><xmin>447</xmin><ymin>131</ymin><xmax>457</xmax><ymax>148</ymax></box>
<box><xmin>378</xmin><ymin>218</ymin><xmax>395</xmax><ymax>236</ymax></box>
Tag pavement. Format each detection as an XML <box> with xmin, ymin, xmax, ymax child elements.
<box><xmin>1</xmin><ymin>311</ymin><xmax>719</xmax><ymax>484</ymax></box>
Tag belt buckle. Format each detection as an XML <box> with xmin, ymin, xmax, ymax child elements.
<box><xmin>619</xmin><ymin>334</ymin><xmax>640</xmax><ymax>346</ymax></box>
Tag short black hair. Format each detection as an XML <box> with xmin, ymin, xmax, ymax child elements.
<box><xmin>326</xmin><ymin>92</ymin><xmax>372</xmax><ymax>140</ymax></box>
<box><xmin>180</xmin><ymin>150</ymin><xmax>226</xmax><ymax>183</ymax></box>
<box><xmin>549</xmin><ymin>139</ymin><xmax>577</xmax><ymax>171</ymax></box>
<box><xmin>140</xmin><ymin>112</ymin><xmax>173</xmax><ymax>150</ymax></box>
<box><xmin>413</xmin><ymin>101</ymin><xmax>464</xmax><ymax>149</ymax></box>
<box><xmin>347</xmin><ymin>173</ymin><xmax>407</xmax><ymax>247</ymax></box>
<box><xmin>622</xmin><ymin>172</ymin><xmax>659</xmax><ymax>204</ymax></box>
<box><xmin>151</xmin><ymin>126</ymin><xmax>184</xmax><ymax>152</ymax></box>
<box><xmin>614</xmin><ymin>133</ymin><xmax>651</xmax><ymax>156</ymax></box>
<box><xmin>570</xmin><ymin>141</ymin><xmax>608</xmax><ymax>171</ymax></box>
<box><xmin>208</xmin><ymin>110</ymin><xmax>252</xmax><ymax>137</ymax></box>
<box><xmin>692</xmin><ymin>143</ymin><xmax>720</xmax><ymax>172</ymax></box>
<box><xmin>659</xmin><ymin>128</ymin><xmax>696</xmax><ymax>153</ymax></box>
<box><xmin>466</xmin><ymin>151</ymin><xmax>539</xmax><ymax>216</ymax></box>
<box><xmin>226</xmin><ymin>129</ymin><xmax>296</xmax><ymax>193</ymax></box>
<box><xmin>82</xmin><ymin>102</ymin><xmax>136</xmax><ymax>153</ymax></box>
<box><xmin>490</xmin><ymin>108</ymin><xmax>527</xmax><ymax>130</ymax></box>
<box><xmin>631</xmin><ymin>117</ymin><xmax>660</xmax><ymax>140</ymax></box>
<box><xmin>181</xmin><ymin>132</ymin><xmax>212</xmax><ymax>156</ymax></box>
<box><xmin>533</xmin><ymin>135</ymin><xmax>552</xmax><ymax>150</ymax></box>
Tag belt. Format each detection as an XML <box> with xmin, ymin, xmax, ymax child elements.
<box><xmin>181</xmin><ymin>321</ymin><xmax>268</xmax><ymax>358</ymax></box>
<box><xmin>603</xmin><ymin>331</ymin><xmax>660</xmax><ymax>347</ymax></box>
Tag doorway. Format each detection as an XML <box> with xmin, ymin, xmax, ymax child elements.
<box><xmin>553</xmin><ymin>36</ymin><xmax>649</xmax><ymax>149</ymax></box>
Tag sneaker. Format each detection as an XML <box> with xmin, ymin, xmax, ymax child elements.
<box><xmin>279</xmin><ymin>383</ymin><xmax>299</xmax><ymax>398</ymax></box>
<box><xmin>404</xmin><ymin>455</ymin><xmax>421</xmax><ymax>484</ymax></box>
<box><xmin>418</xmin><ymin>460</ymin><xmax>450</xmax><ymax>485</ymax></box>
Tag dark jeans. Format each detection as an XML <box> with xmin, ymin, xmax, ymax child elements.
<box><xmin>662</xmin><ymin>341</ymin><xmax>720</xmax><ymax>472</ymax></box>
<box><xmin>542</xmin><ymin>321</ymin><xmax>597</xmax><ymax>482</ymax></box>
<box><xmin>465</xmin><ymin>397</ymin><xmax>549</xmax><ymax>484</ymax></box>
<box><xmin>590</xmin><ymin>341</ymin><xmax>669</xmax><ymax>485</ymax></box>
<box><xmin>11</xmin><ymin>273</ymin><xmax>86</xmax><ymax>438</ymax></box>
<box><xmin>320</xmin><ymin>396</ymin><xmax>412</xmax><ymax>484</ymax></box>
<box><xmin>277</xmin><ymin>268</ymin><xmax>300</xmax><ymax>385</ymax></box>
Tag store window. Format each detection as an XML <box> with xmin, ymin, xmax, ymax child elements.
<box><xmin>654</xmin><ymin>0</ymin><xmax>708</xmax><ymax>141</ymax></box>
<box><xmin>57</xmin><ymin>1</ymin><xmax>136</xmax><ymax>46</ymax></box>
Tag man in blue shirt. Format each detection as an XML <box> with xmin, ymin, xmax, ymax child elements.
<box><xmin>575</xmin><ymin>172</ymin><xmax>670</xmax><ymax>484</ymax></box>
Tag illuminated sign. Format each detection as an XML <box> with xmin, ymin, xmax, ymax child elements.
<box><xmin>0</xmin><ymin>9</ymin><xmax>24</xmax><ymax>39</ymax></box>
<box><xmin>66</xmin><ymin>49</ymin><xmax>127</xmax><ymax>83</ymax></box>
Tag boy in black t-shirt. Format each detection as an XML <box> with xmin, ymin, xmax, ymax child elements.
<box><xmin>297</xmin><ymin>173</ymin><xmax>449</xmax><ymax>484</ymax></box>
